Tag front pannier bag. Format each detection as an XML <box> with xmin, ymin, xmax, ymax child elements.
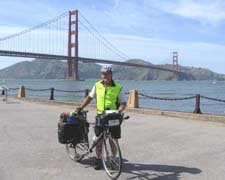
<box><xmin>58</xmin><ymin>112</ymin><xmax>82</xmax><ymax>144</ymax></box>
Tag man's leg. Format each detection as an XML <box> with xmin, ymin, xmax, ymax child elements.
<box><xmin>109</xmin><ymin>139</ymin><xmax>118</xmax><ymax>157</ymax></box>
<box><xmin>94</xmin><ymin>125</ymin><xmax>103</xmax><ymax>170</ymax></box>
<box><xmin>109</xmin><ymin>126</ymin><xmax>121</xmax><ymax>157</ymax></box>
<box><xmin>96</xmin><ymin>139</ymin><xmax>103</xmax><ymax>158</ymax></box>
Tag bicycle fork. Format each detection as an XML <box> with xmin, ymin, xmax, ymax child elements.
<box><xmin>89</xmin><ymin>133</ymin><xmax>104</xmax><ymax>153</ymax></box>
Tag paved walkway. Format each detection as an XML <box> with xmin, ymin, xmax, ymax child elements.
<box><xmin>1</xmin><ymin>98</ymin><xmax>225</xmax><ymax>180</ymax></box>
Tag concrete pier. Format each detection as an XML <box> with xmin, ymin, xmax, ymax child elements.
<box><xmin>1</xmin><ymin>98</ymin><xmax>225</xmax><ymax>180</ymax></box>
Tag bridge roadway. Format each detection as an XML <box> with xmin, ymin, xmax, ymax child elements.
<box><xmin>1</xmin><ymin>98</ymin><xmax>225</xmax><ymax>180</ymax></box>
<box><xmin>0</xmin><ymin>50</ymin><xmax>179</xmax><ymax>73</ymax></box>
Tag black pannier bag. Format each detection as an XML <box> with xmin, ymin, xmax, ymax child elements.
<box><xmin>58</xmin><ymin>112</ymin><xmax>90</xmax><ymax>144</ymax></box>
<box><xmin>58</xmin><ymin>112</ymin><xmax>83</xmax><ymax>144</ymax></box>
<box><xmin>104</xmin><ymin>113</ymin><xmax>122</xmax><ymax>121</ymax></box>
<box><xmin>96</xmin><ymin>113</ymin><xmax>122</xmax><ymax>127</ymax></box>
<box><xmin>58</xmin><ymin>122</ymin><xmax>82</xmax><ymax>144</ymax></box>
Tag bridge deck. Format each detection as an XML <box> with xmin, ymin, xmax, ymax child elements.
<box><xmin>0</xmin><ymin>50</ymin><xmax>179</xmax><ymax>73</ymax></box>
<box><xmin>1</xmin><ymin>99</ymin><xmax>225</xmax><ymax>180</ymax></box>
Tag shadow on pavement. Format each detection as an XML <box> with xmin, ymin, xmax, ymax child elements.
<box><xmin>79</xmin><ymin>157</ymin><xmax>97</xmax><ymax>168</ymax></box>
<box><xmin>78</xmin><ymin>157</ymin><xmax>201</xmax><ymax>179</ymax></box>
<box><xmin>122</xmin><ymin>160</ymin><xmax>202</xmax><ymax>180</ymax></box>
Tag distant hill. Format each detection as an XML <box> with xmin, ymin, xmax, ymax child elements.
<box><xmin>0</xmin><ymin>58</ymin><xmax>225</xmax><ymax>81</ymax></box>
<box><xmin>0</xmin><ymin>59</ymin><xmax>101</xmax><ymax>79</ymax></box>
<box><xmin>112</xmin><ymin>59</ymin><xmax>225</xmax><ymax>81</ymax></box>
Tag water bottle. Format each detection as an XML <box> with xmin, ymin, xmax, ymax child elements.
<box><xmin>90</xmin><ymin>135</ymin><xmax>97</xmax><ymax>148</ymax></box>
<box><xmin>67</xmin><ymin>111</ymin><xmax>78</xmax><ymax>123</ymax></box>
<box><xmin>70</xmin><ymin>111</ymin><xmax>76</xmax><ymax>116</ymax></box>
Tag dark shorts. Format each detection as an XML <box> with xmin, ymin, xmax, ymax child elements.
<box><xmin>94</xmin><ymin>115</ymin><xmax>121</xmax><ymax>139</ymax></box>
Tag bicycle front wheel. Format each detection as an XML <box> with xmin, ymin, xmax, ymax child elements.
<box><xmin>101</xmin><ymin>136</ymin><xmax>122</xmax><ymax>179</ymax></box>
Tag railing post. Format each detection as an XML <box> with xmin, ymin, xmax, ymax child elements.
<box><xmin>4</xmin><ymin>88</ymin><xmax>8</xmax><ymax>102</ymax></box>
<box><xmin>193</xmin><ymin>94</ymin><xmax>202</xmax><ymax>114</ymax></box>
<box><xmin>50</xmin><ymin>88</ymin><xmax>54</xmax><ymax>100</ymax></box>
<box><xmin>18</xmin><ymin>86</ymin><xmax>25</xmax><ymax>98</ymax></box>
<box><xmin>127</xmin><ymin>90</ymin><xmax>139</xmax><ymax>108</ymax></box>
<box><xmin>85</xmin><ymin>89</ymin><xmax>89</xmax><ymax>98</ymax></box>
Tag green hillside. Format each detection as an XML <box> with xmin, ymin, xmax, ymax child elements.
<box><xmin>0</xmin><ymin>58</ymin><xmax>224</xmax><ymax>81</ymax></box>
<box><xmin>0</xmin><ymin>59</ymin><xmax>101</xmax><ymax>79</ymax></box>
<box><xmin>112</xmin><ymin>59</ymin><xmax>225</xmax><ymax>80</ymax></box>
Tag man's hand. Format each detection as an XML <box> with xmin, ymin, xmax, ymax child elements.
<box><xmin>77</xmin><ymin>96</ymin><xmax>93</xmax><ymax>113</ymax></box>
<box><xmin>76</xmin><ymin>107</ymin><xmax>83</xmax><ymax>112</ymax></box>
<box><xmin>118</xmin><ymin>102</ymin><xmax>126</xmax><ymax>113</ymax></box>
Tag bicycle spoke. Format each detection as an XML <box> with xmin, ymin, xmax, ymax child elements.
<box><xmin>76</xmin><ymin>144</ymin><xmax>84</xmax><ymax>151</ymax></box>
<box><xmin>102</xmin><ymin>137</ymin><xmax>122</xmax><ymax>179</ymax></box>
<box><xmin>66</xmin><ymin>142</ymin><xmax>87</xmax><ymax>162</ymax></box>
<box><xmin>110</xmin><ymin>157</ymin><xmax>120</xmax><ymax>168</ymax></box>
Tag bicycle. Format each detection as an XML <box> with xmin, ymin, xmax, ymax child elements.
<box><xmin>65</xmin><ymin>110</ymin><xmax>129</xmax><ymax>180</ymax></box>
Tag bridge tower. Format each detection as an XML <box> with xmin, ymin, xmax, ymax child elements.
<box><xmin>173</xmin><ymin>51</ymin><xmax>179</xmax><ymax>79</ymax></box>
<box><xmin>67</xmin><ymin>10</ymin><xmax>79</xmax><ymax>80</ymax></box>
<box><xmin>173</xmin><ymin>51</ymin><xmax>179</xmax><ymax>71</ymax></box>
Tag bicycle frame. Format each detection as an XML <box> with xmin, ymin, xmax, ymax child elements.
<box><xmin>66</xmin><ymin>110</ymin><xmax>129</xmax><ymax>179</ymax></box>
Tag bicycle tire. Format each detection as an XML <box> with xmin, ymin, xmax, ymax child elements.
<box><xmin>66</xmin><ymin>134</ymin><xmax>89</xmax><ymax>162</ymax></box>
<box><xmin>101</xmin><ymin>136</ymin><xmax>122</xmax><ymax>179</ymax></box>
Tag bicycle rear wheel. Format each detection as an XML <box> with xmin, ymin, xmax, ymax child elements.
<box><xmin>101</xmin><ymin>136</ymin><xmax>122</xmax><ymax>179</ymax></box>
<box><xmin>66</xmin><ymin>143</ymin><xmax>88</xmax><ymax>162</ymax></box>
<box><xmin>66</xmin><ymin>134</ymin><xmax>89</xmax><ymax>162</ymax></box>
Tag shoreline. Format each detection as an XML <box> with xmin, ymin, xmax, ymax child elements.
<box><xmin>6</xmin><ymin>96</ymin><xmax>225</xmax><ymax>124</ymax></box>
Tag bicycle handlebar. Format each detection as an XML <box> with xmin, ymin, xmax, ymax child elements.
<box><xmin>76</xmin><ymin>108</ymin><xmax>130</xmax><ymax>124</ymax></box>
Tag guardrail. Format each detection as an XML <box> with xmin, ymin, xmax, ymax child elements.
<box><xmin>0</xmin><ymin>86</ymin><xmax>9</xmax><ymax>102</ymax></box>
<box><xmin>2</xmin><ymin>87</ymin><xmax>225</xmax><ymax>115</ymax></box>
<box><xmin>2</xmin><ymin>86</ymin><xmax>89</xmax><ymax>100</ymax></box>
<box><xmin>126</xmin><ymin>90</ymin><xmax>225</xmax><ymax>114</ymax></box>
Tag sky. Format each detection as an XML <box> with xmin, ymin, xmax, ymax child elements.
<box><xmin>0</xmin><ymin>0</ymin><xmax>225</xmax><ymax>73</ymax></box>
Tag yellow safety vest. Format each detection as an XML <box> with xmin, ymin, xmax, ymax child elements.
<box><xmin>95</xmin><ymin>80</ymin><xmax>122</xmax><ymax>114</ymax></box>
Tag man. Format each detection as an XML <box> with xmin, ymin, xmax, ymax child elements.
<box><xmin>78</xmin><ymin>66</ymin><xmax>126</xmax><ymax>170</ymax></box>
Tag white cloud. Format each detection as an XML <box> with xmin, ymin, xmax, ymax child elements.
<box><xmin>80</xmin><ymin>1</ymin><xmax>153</xmax><ymax>31</ymax></box>
<box><xmin>151</xmin><ymin>0</ymin><xmax>225</xmax><ymax>25</ymax></box>
<box><xmin>2</xmin><ymin>29</ymin><xmax>225</xmax><ymax>74</ymax></box>
<box><xmin>101</xmin><ymin>33</ymin><xmax>225</xmax><ymax>74</ymax></box>
<box><xmin>0</xmin><ymin>0</ymin><xmax>224</xmax><ymax>74</ymax></box>
<box><xmin>1</xmin><ymin>23</ymin><xmax>225</xmax><ymax>74</ymax></box>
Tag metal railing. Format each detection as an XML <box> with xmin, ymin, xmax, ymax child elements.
<box><xmin>2</xmin><ymin>86</ymin><xmax>89</xmax><ymax>100</ymax></box>
<box><xmin>125</xmin><ymin>91</ymin><xmax>225</xmax><ymax>114</ymax></box>
<box><xmin>0</xmin><ymin>86</ymin><xmax>9</xmax><ymax>102</ymax></box>
<box><xmin>2</xmin><ymin>87</ymin><xmax>225</xmax><ymax>115</ymax></box>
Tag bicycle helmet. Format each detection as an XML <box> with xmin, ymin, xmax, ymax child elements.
<box><xmin>100</xmin><ymin>66</ymin><xmax>113</xmax><ymax>73</ymax></box>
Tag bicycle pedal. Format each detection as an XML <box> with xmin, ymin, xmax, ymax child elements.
<box><xmin>69</xmin><ymin>144</ymin><xmax>74</xmax><ymax>148</ymax></box>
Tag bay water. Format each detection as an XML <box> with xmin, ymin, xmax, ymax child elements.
<box><xmin>1</xmin><ymin>79</ymin><xmax>225</xmax><ymax>115</ymax></box>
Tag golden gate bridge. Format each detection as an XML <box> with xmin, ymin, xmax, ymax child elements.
<box><xmin>0</xmin><ymin>10</ymin><xmax>180</xmax><ymax>80</ymax></box>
